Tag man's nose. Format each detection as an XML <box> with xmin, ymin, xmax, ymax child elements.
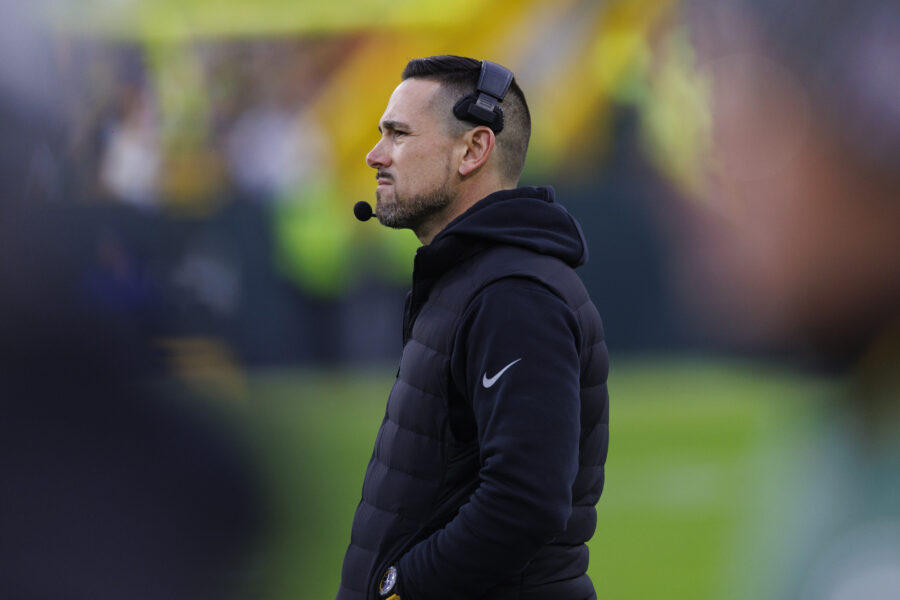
<box><xmin>366</xmin><ymin>139</ymin><xmax>390</xmax><ymax>169</ymax></box>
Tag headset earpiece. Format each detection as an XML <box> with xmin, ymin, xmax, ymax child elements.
<box><xmin>452</xmin><ymin>60</ymin><xmax>514</xmax><ymax>133</ymax></box>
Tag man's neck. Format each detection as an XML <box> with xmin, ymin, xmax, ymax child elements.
<box><xmin>415</xmin><ymin>176</ymin><xmax>515</xmax><ymax>245</ymax></box>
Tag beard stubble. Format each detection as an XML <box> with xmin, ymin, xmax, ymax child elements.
<box><xmin>375</xmin><ymin>161</ymin><xmax>454</xmax><ymax>232</ymax></box>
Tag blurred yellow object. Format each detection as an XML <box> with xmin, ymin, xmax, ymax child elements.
<box><xmin>159</xmin><ymin>149</ymin><xmax>228</xmax><ymax>215</ymax></box>
<box><xmin>156</xmin><ymin>336</ymin><xmax>248</xmax><ymax>401</ymax></box>
<box><xmin>273</xmin><ymin>182</ymin><xmax>356</xmax><ymax>297</ymax></box>
<box><xmin>48</xmin><ymin>0</ymin><xmax>489</xmax><ymax>40</ymax></box>
<box><xmin>638</xmin><ymin>20</ymin><xmax>711</xmax><ymax>198</ymax></box>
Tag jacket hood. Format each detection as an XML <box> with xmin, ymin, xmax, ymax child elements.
<box><xmin>429</xmin><ymin>186</ymin><xmax>589</xmax><ymax>268</ymax></box>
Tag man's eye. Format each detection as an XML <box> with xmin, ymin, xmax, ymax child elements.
<box><xmin>393</xmin><ymin>130</ymin><xmax>407</xmax><ymax>137</ymax></box>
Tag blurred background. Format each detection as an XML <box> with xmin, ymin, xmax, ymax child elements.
<box><xmin>2</xmin><ymin>0</ymin><xmax>897</xmax><ymax>598</ymax></box>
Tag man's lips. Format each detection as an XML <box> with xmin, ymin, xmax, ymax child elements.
<box><xmin>376</xmin><ymin>172</ymin><xmax>393</xmax><ymax>185</ymax></box>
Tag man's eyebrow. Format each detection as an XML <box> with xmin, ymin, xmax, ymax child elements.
<box><xmin>378</xmin><ymin>120</ymin><xmax>411</xmax><ymax>134</ymax></box>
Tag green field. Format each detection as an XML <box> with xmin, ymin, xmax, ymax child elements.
<box><xmin>235</xmin><ymin>357</ymin><xmax>832</xmax><ymax>599</ymax></box>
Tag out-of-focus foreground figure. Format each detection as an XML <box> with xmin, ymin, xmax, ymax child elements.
<box><xmin>0</xmin><ymin>4</ymin><xmax>263</xmax><ymax>598</ymax></box>
<box><xmin>674</xmin><ymin>0</ymin><xmax>900</xmax><ymax>598</ymax></box>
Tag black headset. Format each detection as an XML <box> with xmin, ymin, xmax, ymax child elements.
<box><xmin>452</xmin><ymin>60</ymin><xmax>514</xmax><ymax>133</ymax></box>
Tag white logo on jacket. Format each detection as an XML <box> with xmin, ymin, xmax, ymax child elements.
<box><xmin>482</xmin><ymin>358</ymin><xmax>522</xmax><ymax>389</ymax></box>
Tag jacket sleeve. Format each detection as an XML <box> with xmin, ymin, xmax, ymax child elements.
<box><xmin>397</xmin><ymin>278</ymin><xmax>583</xmax><ymax>598</ymax></box>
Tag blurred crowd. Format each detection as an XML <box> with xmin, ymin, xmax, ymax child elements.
<box><xmin>1</xmin><ymin>0</ymin><xmax>691</xmax><ymax>368</ymax></box>
<box><xmin>1</xmin><ymin>0</ymin><xmax>898</xmax><ymax>598</ymax></box>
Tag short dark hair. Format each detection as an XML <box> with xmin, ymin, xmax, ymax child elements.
<box><xmin>402</xmin><ymin>55</ymin><xmax>531</xmax><ymax>184</ymax></box>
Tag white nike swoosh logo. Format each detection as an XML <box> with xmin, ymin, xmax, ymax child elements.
<box><xmin>482</xmin><ymin>358</ymin><xmax>522</xmax><ymax>389</ymax></box>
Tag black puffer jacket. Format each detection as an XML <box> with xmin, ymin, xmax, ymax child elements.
<box><xmin>338</xmin><ymin>186</ymin><xmax>609</xmax><ymax>600</ymax></box>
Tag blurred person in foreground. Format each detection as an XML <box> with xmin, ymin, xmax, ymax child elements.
<box><xmin>678</xmin><ymin>1</ymin><xmax>900</xmax><ymax>598</ymax></box>
<box><xmin>338</xmin><ymin>55</ymin><xmax>609</xmax><ymax>600</ymax></box>
<box><xmin>0</xmin><ymin>4</ymin><xmax>262</xmax><ymax>598</ymax></box>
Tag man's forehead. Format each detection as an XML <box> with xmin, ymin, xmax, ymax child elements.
<box><xmin>379</xmin><ymin>78</ymin><xmax>443</xmax><ymax>128</ymax></box>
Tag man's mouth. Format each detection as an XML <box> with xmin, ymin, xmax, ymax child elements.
<box><xmin>376</xmin><ymin>172</ymin><xmax>393</xmax><ymax>185</ymax></box>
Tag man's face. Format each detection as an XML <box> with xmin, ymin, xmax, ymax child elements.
<box><xmin>366</xmin><ymin>78</ymin><xmax>459</xmax><ymax>232</ymax></box>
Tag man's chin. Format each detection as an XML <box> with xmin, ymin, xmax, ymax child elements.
<box><xmin>375</xmin><ymin>193</ymin><xmax>396</xmax><ymax>215</ymax></box>
<box><xmin>374</xmin><ymin>205</ymin><xmax>412</xmax><ymax>230</ymax></box>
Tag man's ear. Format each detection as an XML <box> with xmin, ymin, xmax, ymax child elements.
<box><xmin>458</xmin><ymin>126</ymin><xmax>495</xmax><ymax>177</ymax></box>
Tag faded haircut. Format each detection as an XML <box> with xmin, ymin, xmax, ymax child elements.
<box><xmin>402</xmin><ymin>55</ymin><xmax>531</xmax><ymax>184</ymax></box>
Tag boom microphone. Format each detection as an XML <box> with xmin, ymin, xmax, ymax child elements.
<box><xmin>354</xmin><ymin>201</ymin><xmax>375</xmax><ymax>222</ymax></box>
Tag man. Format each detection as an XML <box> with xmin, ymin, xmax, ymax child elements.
<box><xmin>338</xmin><ymin>55</ymin><xmax>609</xmax><ymax>600</ymax></box>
